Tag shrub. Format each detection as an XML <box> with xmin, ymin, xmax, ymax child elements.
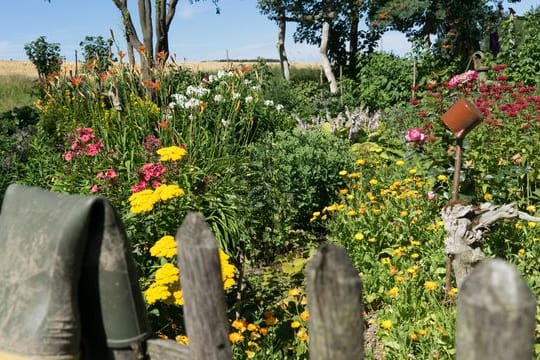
<box><xmin>243</xmin><ymin>128</ymin><xmax>354</xmax><ymax>263</ymax></box>
<box><xmin>79</xmin><ymin>35</ymin><xmax>115</xmax><ymax>74</ymax></box>
<box><xmin>24</xmin><ymin>36</ymin><xmax>63</xmax><ymax>81</ymax></box>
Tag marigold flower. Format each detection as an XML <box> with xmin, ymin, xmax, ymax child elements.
<box><xmin>300</xmin><ymin>310</ymin><xmax>309</xmax><ymax>321</ymax></box>
<box><xmin>380</xmin><ymin>319</ymin><xmax>393</xmax><ymax>330</ymax></box>
<box><xmin>424</xmin><ymin>281</ymin><xmax>438</xmax><ymax>291</ymax></box>
<box><xmin>228</xmin><ymin>332</ymin><xmax>245</xmax><ymax>344</ymax></box>
<box><xmin>232</xmin><ymin>319</ymin><xmax>248</xmax><ymax>332</ymax></box>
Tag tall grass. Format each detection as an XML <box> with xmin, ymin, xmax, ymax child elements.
<box><xmin>0</xmin><ymin>75</ymin><xmax>37</xmax><ymax>113</ymax></box>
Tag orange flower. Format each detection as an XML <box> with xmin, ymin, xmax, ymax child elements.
<box><xmin>157</xmin><ymin>50</ymin><xmax>167</xmax><ymax>60</ymax></box>
<box><xmin>99</xmin><ymin>73</ymin><xmax>109</xmax><ymax>81</ymax></box>
<box><xmin>137</xmin><ymin>46</ymin><xmax>146</xmax><ymax>55</ymax></box>
<box><xmin>69</xmin><ymin>76</ymin><xmax>83</xmax><ymax>87</ymax></box>
<box><xmin>143</xmin><ymin>79</ymin><xmax>160</xmax><ymax>90</ymax></box>
<box><xmin>118</xmin><ymin>51</ymin><xmax>126</xmax><ymax>59</ymax></box>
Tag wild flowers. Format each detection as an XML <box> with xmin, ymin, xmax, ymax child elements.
<box><xmin>404</xmin><ymin>127</ymin><xmax>427</xmax><ymax>143</ymax></box>
<box><xmin>63</xmin><ymin>127</ymin><xmax>104</xmax><ymax>160</ymax></box>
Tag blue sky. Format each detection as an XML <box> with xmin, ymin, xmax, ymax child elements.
<box><xmin>0</xmin><ymin>0</ymin><xmax>537</xmax><ymax>62</ymax></box>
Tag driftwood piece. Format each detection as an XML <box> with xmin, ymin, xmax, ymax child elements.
<box><xmin>306</xmin><ymin>243</ymin><xmax>364</xmax><ymax>360</ymax></box>
<box><xmin>442</xmin><ymin>202</ymin><xmax>540</xmax><ymax>288</ymax></box>
<box><xmin>456</xmin><ymin>259</ymin><xmax>536</xmax><ymax>359</ymax></box>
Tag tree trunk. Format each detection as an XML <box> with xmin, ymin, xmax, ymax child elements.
<box><xmin>320</xmin><ymin>20</ymin><xmax>338</xmax><ymax>94</ymax></box>
<box><xmin>277</xmin><ymin>13</ymin><xmax>290</xmax><ymax>81</ymax></box>
<box><xmin>348</xmin><ymin>0</ymin><xmax>360</xmax><ymax>78</ymax></box>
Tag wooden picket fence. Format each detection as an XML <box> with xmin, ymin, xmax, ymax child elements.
<box><xmin>126</xmin><ymin>212</ymin><xmax>536</xmax><ymax>360</ymax></box>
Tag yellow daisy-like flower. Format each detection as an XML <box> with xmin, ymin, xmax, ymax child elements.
<box><xmin>369</xmin><ymin>179</ymin><xmax>379</xmax><ymax>186</ymax></box>
<box><xmin>297</xmin><ymin>327</ymin><xmax>309</xmax><ymax>342</ymax></box>
<box><xmin>518</xmin><ymin>248</ymin><xmax>525</xmax><ymax>257</ymax></box>
<box><xmin>526</xmin><ymin>205</ymin><xmax>536</xmax><ymax>213</ymax></box>
<box><xmin>157</xmin><ymin>146</ymin><xmax>187</xmax><ymax>161</ymax></box>
<box><xmin>150</xmin><ymin>235</ymin><xmax>177</xmax><ymax>258</ymax></box>
<box><xmin>424</xmin><ymin>281</ymin><xmax>438</xmax><ymax>291</ymax></box>
<box><xmin>354</xmin><ymin>232</ymin><xmax>365</xmax><ymax>241</ymax></box>
<box><xmin>437</xmin><ymin>174</ymin><xmax>448</xmax><ymax>181</ymax></box>
<box><xmin>483</xmin><ymin>193</ymin><xmax>493</xmax><ymax>201</ymax></box>
<box><xmin>232</xmin><ymin>319</ymin><xmax>248</xmax><ymax>332</ymax></box>
<box><xmin>396</xmin><ymin>160</ymin><xmax>405</xmax><ymax>166</ymax></box>
<box><xmin>380</xmin><ymin>319</ymin><xmax>393</xmax><ymax>330</ymax></box>
<box><xmin>300</xmin><ymin>310</ymin><xmax>309</xmax><ymax>321</ymax></box>
<box><xmin>129</xmin><ymin>189</ymin><xmax>159</xmax><ymax>213</ymax></box>
<box><xmin>356</xmin><ymin>159</ymin><xmax>366</xmax><ymax>166</ymax></box>
<box><xmin>448</xmin><ymin>287</ymin><xmax>458</xmax><ymax>297</ymax></box>
<box><xmin>338</xmin><ymin>170</ymin><xmax>348</xmax><ymax>176</ymax></box>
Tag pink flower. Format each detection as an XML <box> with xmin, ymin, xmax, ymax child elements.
<box><xmin>64</xmin><ymin>151</ymin><xmax>73</xmax><ymax>161</ymax></box>
<box><xmin>427</xmin><ymin>191</ymin><xmax>436</xmax><ymax>201</ymax></box>
<box><xmin>80</xmin><ymin>134</ymin><xmax>91</xmax><ymax>142</ymax></box>
<box><xmin>131</xmin><ymin>180</ymin><xmax>147</xmax><ymax>193</ymax></box>
<box><xmin>87</xmin><ymin>144</ymin><xmax>99</xmax><ymax>156</ymax></box>
<box><xmin>106</xmin><ymin>169</ymin><xmax>117</xmax><ymax>179</ymax></box>
<box><xmin>96</xmin><ymin>171</ymin><xmax>104</xmax><ymax>179</ymax></box>
<box><xmin>152</xmin><ymin>180</ymin><xmax>161</xmax><ymax>189</ymax></box>
<box><xmin>90</xmin><ymin>184</ymin><xmax>99</xmax><ymax>193</ymax></box>
<box><xmin>405</xmin><ymin>128</ymin><xmax>427</xmax><ymax>143</ymax></box>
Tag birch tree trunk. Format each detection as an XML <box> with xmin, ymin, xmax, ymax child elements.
<box><xmin>277</xmin><ymin>15</ymin><xmax>290</xmax><ymax>81</ymax></box>
<box><xmin>320</xmin><ymin>20</ymin><xmax>338</xmax><ymax>94</ymax></box>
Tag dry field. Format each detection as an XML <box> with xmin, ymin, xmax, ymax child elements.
<box><xmin>0</xmin><ymin>59</ymin><xmax>320</xmax><ymax>78</ymax></box>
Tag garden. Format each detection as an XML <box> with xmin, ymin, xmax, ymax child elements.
<box><xmin>1</xmin><ymin>8</ymin><xmax>540</xmax><ymax>360</ymax></box>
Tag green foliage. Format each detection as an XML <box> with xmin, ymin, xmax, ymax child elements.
<box><xmin>243</xmin><ymin>128</ymin><xmax>353</xmax><ymax>263</ymax></box>
<box><xmin>24</xmin><ymin>36</ymin><xmax>63</xmax><ymax>80</ymax></box>
<box><xmin>79</xmin><ymin>35</ymin><xmax>115</xmax><ymax>74</ymax></box>
<box><xmin>355</xmin><ymin>52</ymin><xmax>413</xmax><ymax>110</ymax></box>
<box><xmin>497</xmin><ymin>7</ymin><xmax>540</xmax><ymax>85</ymax></box>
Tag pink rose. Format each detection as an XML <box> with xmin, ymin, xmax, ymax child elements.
<box><xmin>405</xmin><ymin>128</ymin><xmax>426</xmax><ymax>143</ymax></box>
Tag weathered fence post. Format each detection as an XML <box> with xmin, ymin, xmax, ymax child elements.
<box><xmin>176</xmin><ymin>212</ymin><xmax>232</xmax><ymax>360</ymax></box>
<box><xmin>456</xmin><ymin>258</ymin><xmax>536</xmax><ymax>360</ymax></box>
<box><xmin>306</xmin><ymin>243</ymin><xmax>364</xmax><ymax>359</ymax></box>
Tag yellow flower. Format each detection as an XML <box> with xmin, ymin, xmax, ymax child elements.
<box><xmin>408</xmin><ymin>168</ymin><xmax>417</xmax><ymax>175</ymax></box>
<box><xmin>387</xmin><ymin>287</ymin><xmax>399</xmax><ymax>298</ymax></box>
<box><xmin>356</xmin><ymin>159</ymin><xmax>366</xmax><ymax>165</ymax></box>
<box><xmin>228</xmin><ymin>332</ymin><xmax>245</xmax><ymax>343</ymax></box>
<box><xmin>157</xmin><ymin>145</ymin><xmax>187</xmax><ymax>161</ymax></box>
<box><xmin>175</xmin><ymin>335</ymin><xmax>189</xmax><ymax>345</ymax></box>
<box><xmin>150</xmin><ymin>235</ymin><xmax>177</xmax><ymax>258</ymax></box>
<box><xmin>245</xmin><ymin>350</ymin><xmax>255</xmax><ymax>358</ymax></box>
<box><xmin>291</xmin><ymin>321</ymin><xmax>301</xmax><ymax>329</ymax></box>
<box><xmin>483</xmin><ymin>193</ymin><xmax>492</xmax><ymax>201</ymax></box>
<box><xmin>155</xmin><ymin>263</ymin><xmax>180</xmax><ymax>285</ymax></box>
<box><xmin>219</xmin><ymin>249</ymin><xmax>236</xmax><ymax>289</ymax></box>
<box><xmin>369</xmin><ymin>179</ymin><xmax>379</xmax><ymax>186</ymax></box>
<box><xmin>247</xmin><ymin>323</ymin><xmax>258</xmax><ymax>332</ymax></box>
<box><xmin>417</xmin><ymin>329</ymin><xmax>427</xmax><ymax>336</ymax></box>
<box><xmin>338</xmin><ymin>188</ymin><xmax>348</xmax><ymax>195</ymax></box>
<box><xmin>400</xmin><ymin>210</ymin><xmax>409</xmax><ymax>217</ymax></box>
<box><xmin>528</xmin><ymin>222</ymin><xmax>536</xmax><ymax>228</ymax></box>
<box><xmin>518</xmin><ymin>248</ymin><xmax>525</xmax><ymax>257</ymax></box>
<box><xmin>380</xmin><ymin>319</ymin><xmax>393</xmax><ymax>330</ymax></box>
<box><xmin>300</xmin><ymin>310</ymin><xmax>309</xmax><ymax>321</ymax></box>
<box><xmin>380</xmin><ymin>257</ymin><xmax>391</xmax><ymax>265</ymax></box>
<box><xmin>232</xmin><ymin>319</ymin><xmax>247</xmax><ymax>332</ymax></box>
<box><xmin>410</xmin><ymin>253</ymin><xmax>420</xmax><ymax>260</ymax></box>
<box><xmin>396</xmin><ymin>160</ymin><xmax>405</xmax><ymax>166</ymax></box>
<box><xmin>338</xmin><ymin>170</ymin><xmax>348</xmax><ymax>176</ymax></box>
<box><xmin>348</xmin><ymin>172</ymin><xmax>361</xmax><ymax>178</ymax></box>
<box><xmin>354</xmin><ymin>232</ymin><xmax>365</xmax><ymax>241</ymax></box>
<box><xmin>526</xmin><ymin>205</ymin><xmax>536</xmax><ymax>214</ymax></box>
<box><xmin>448</xmin><ymin>287</ymin><xmax>458</xmax><ymax>297</ymax></box>
<box><xmin>424</xmin><ymin>281</ymin><xmax>438</xmax><ymax>291</ymax></box>
<box><xmin>368</xmin><ymin>237</ymin><xmax>377</xmax><ymax>243</ymax></box>
<box><xmin>154</xmin><ymin>184</ymin><xmax>185</xmax><ymax>201</ymax></box>
<box><xmin>144</xmin><ymin>283</ymin><xmax>170</xmax><ymax>304</ymax></box>
<box><xmin>288</xmin><ymin>288</ymin><xmax>301</xmax><ymax>297</ymax></box>
<box><xmin>437</xmin><ymin>174</ymin><xmax>448</xmax><ymax>181</ymax></box>
<box><xmin>297</xmin><ymin>327</ymin><xmax>309</xmax><ymax>342</ymax></box>
<box><xmin>173</xmin><ymin>289</ymin><xmax>184</xmax><ymax>305</ymax></box>
<box><xmin>129</xmin><ymin>189</ymin><xmax>158</xmax><ymax>213</ymax></box>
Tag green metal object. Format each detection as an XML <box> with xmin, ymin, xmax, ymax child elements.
<box><xmin>0</xmin><ymin>184</ymin><xmax>150</xmax><ymax>359</ymax></box>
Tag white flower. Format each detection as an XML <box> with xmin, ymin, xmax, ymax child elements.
<box><xmin>244</xmin><ymin>79</ymin><xmax>252</xmax><ymax>85</ymax></box>
<box><xmin>186</xmin><ymin>85</ymin><xmax>210</xmax><ymax>97</ymax></box>
<box><xmin>217</xmin><ymin>70</ymin><xmax>233</xmax><ymax>79</ymax></box>
<box><xmin>214</xmin><ymin>94</ymin><xmax>223</xmax><ymax>102</ymax></box>
<box><xmin>221</xmin><ymin>118</ymin><xmax>229</xmax><ymax>126</ymax></box>
<box><xmin>245</xmin><ymin>96</ymin><xmax>253</xmax><ymax>103</ymax></box>
<box><xmin>275</xmin><ymin>104</ymin><xmax>284</xmax><ymax>111</ymax></box>
<box><xmin>264</xmin><ymin>100</ymin><xmax>274</xmax><ymax>106</ymax></box>
<box><xmin>232</xmin><ymin>92</ymin><xmax>241</xmax><ymax>100</ymax></box>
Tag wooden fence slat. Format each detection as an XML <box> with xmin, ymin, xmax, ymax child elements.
<box><xmin>306</xmin><ymin>243</ymin><xmax>364</xmax><ymax>360</ymax></box>
<box><xmin>456</xmin><ymin>258</ymin><xmax>536</xmax><ymax>360</ymax></box>
<box><xmin>146</xmin><ymin>339</ymin><xmax>190</xmax><ymax>359</ymax></box>
<box><xmin>176</xmin><ymin>212</ymin><xmax>232</xmax><ymax>360</ymax></box>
